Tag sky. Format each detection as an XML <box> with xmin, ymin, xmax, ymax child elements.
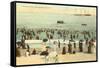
<box><xmin>16</xmin><ymin>3</ymin><xmax>96</xmax><ymax>15</ymax></box>
<box><xmin>16</xmin><ymin>3</ymin><xmax>96</xmax><ymax>30</ymax></box>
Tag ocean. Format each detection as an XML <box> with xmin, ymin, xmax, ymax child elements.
<box><xmin>16</xmin><ymin>13</ymin><xmax>96</xmax><ymax>31</ymax></box>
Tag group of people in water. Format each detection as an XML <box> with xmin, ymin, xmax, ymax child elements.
<box><xmin>16</xmin><ymin>27</ymin><xmax>96</xmax><ymax>41</ymax></box>
<box><xmin>16</xmin><ymin>28</ymin><xmax>96</xmax><ymax>58</ymax></box>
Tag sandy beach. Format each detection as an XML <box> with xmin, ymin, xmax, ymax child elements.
<box><xmin>16</xmin><ymin>53</ymin><xmax>96</xmax><ymax>65</ymax></box>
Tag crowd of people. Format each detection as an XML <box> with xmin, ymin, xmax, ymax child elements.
<box><xmin>16</xmin><ymin>28</ymin><xmax>96</xmax><ymax>58</ymax></box>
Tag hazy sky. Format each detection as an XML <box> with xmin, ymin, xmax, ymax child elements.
<box><xmin>16</xmin><ymin>3</ymin><xmax>96</xmax><ymax>16</ymax></box>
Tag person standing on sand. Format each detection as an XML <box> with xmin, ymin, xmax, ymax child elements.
<box><xmin>27</xmin><ymin>44</ymin><xmax>30</xmax><ymax>52</ymax></box>
<box><xmin>58</xmin><ymin>40</ymin><xmax>60</xmax><ymax>48</ymax></box>
<box><xmin>88</xmin><ymin>39</ymin><xmax>95</xmax><ymax>53</ymax></box>
<box><xmin>68</xmin><ymin>41</ymin><xmax>72</xmax><ymax>54</ymax></box>
<box><xmin>53</xmin><ymin>41</ymin><xmax>57</xmax><ymax>52</ymax></box>
<box><xmin>73</xmin><ymin>42</ymin><xmax>76</xmax><ymax>54</ymax></box>
<box><xmin>79</xmin><ymin>40</ymin><xmax>83</xmax><ymax>52</ymax></box>
<box><xmin>62</xmin><ymin>46</ymin><xmax>66</xmax><ymax>54</ymax></box>
<box><xmin>85</xmin><ymin>38</ymin><xmax>89</xmax><ymax>52</ymax></box>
